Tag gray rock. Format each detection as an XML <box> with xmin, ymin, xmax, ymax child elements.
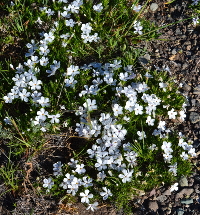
<box><xmin>172</xmin><ymin>49</ymin><xmax>177</xmax><ymax>55</ymax></box>
<box><xmin>182</xmin><ymin>83</ymin><xmax>191</xmax><ymax>92</ymax></box>
<box><xmin>176</xmin><ymin>188</ymin><xmax>194</xmax><ymax>199</ymax></box>
<box><xmin>179</xmin><ymin>176</ymin><xmax>188</xmax><ymax>187</ymax></box>
<box><xmin>162</xmin><ymin>189</ymin><xmax>171</xmax><ymax>196</ymax></box>
<box><xmin>191</xmin><ymin>99</ymin><xmax>196</xmax><ymax>107</ymax></box>
<box><xmin>148</xmin><ymin>200</ymin><xmax>158</xmax><ymax>212</ymax></box>
<box><xmin>138</xmin><ymin>57</ymin><xmax>149</xmax><ymax>65</ymax></box>
<box><xmin>175</xmin><ymin>28</ymin><xmax>182</xmax><ymax>35</ymax></box>
<box><xmin>189</xmin><ymin>112</ymin><xmax>200</xmax><ymax>123</ymax></box>
<box><xmin>180</xmin><ymin>198</ymin><xmax>193</xmax><ymax>204</ymax></box>
<box><xmin>157</xmin><ymin>195</ymin><xmax>167</xmax><ymax>202</ymax></box>
<box><xmin>150</xmin><ymin>3</ymin><xmax>158</xmax><ymax>12</ymax></box>
<box><xmin>182</xmin><ymin>63</ymin><xmax>189</xmax><ymax>70</ymax></box>
<box><xmin>177</xmin><ymin>208</ymin><xmax>185</xmax><ymax>215</ymax></box>
<box><xmin>143</xmin><ymin>54</ymin><xmax>151</xmax><ymax>61</ymax></box>
<box><xmin>193</xmin><ymin>85</ymin><xmax>200</xmax><ymax>94</ymax></box>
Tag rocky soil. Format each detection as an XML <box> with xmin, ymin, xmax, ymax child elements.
<box><xmin>0</xmin><ymin>0</ymin><xmax>200</xmax><ymax>214</ymax></box>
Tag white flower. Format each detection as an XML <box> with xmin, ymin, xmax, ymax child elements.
<box><xmin>180</xmin><ymin>152</ymin><xmax>189</xmax><ymax>160</ymax></box>
<box><xmin>100</xmin><ymin>187</ymin><xmax>112</xmax><ymax>200</ymax></box>
<box><xmin>37</xmin><ymin>96</ymin><xmax>50</xmax><ymax>107</ymax></box>
<box><xmin>119</xmin><ymin>169</ymin><xmax>133</xmax><ymax>183</ymax></box>
<box><xmin>146</xmin><ymin>116</ymin><xmax>155</xmax><ymax>126</ymax></box>
<box><xmin>80</xmin><ymin>189</ymin><xmax>93</xmax><ymax>204</ymax></box>
<box><xmin>28</xmin><ymin>77</ymin><xmax>42</xmax><ymax>90</ymax></box>
<box><xmin>93</xmin><ymin>3</ymin><xmax>103</xmax><ymax>12</ymax></box>
<box><xmin>53</xmin><ymin>161</ymin><xmax>63</xmax><ymax>176</ymax></box>
<box><xmin>112</xmin><ymin>104</ymin><xmax>123</xmax><ymax>116</ymax></box>
<box><xmin>67</xmin><ymin>65</ymin><xmax>80</xmax><ymax>76</ymax></box>
<box><xmin>133</xmin><ymin>21</ymin><xmax>143</xmax><ymax>35</ymax></box>
<box><xmin>75</xmin><ymin>164</ymin><xmax>86</xmax><ymax>174</ymax></box>
<box><xmin>43</xmin><ymin>177</ymin><xmax>54</xmax><ymax>192</ymax></box>
<box><xmin>170</xmin><ymin>182</ymin><xmax>178</xmax><ymax>192</ymax></box>
<box><xmin>137</xmin><ymin>131</ymin><xmax>146</xmax><ymax>140</ymax></box>
<box><xmin>48</xmin><ymin>114</ymin><xmax>60</xmax><ymax>123</ymax></box>
<box><xmin>179</xmin><ymin>110</ymin><xmax>186</xmax><ymax>120</ymax></box>
<box><xmin>19</xmin><ymin>89</ymin><xmax>31</xmax><ymax>102</ymax></box>
<box><xmin>81</xmin><ymin>23</ymin><xmax>92</xmax><ymax>34</ymax></box>
<box><xmin>37</xmin><ymin>108</ymin><xmax>49</xmax><ymax>121</ymax></box>
<box><xmin>168</xmin><ymin>108</ymin><xmax>177</xmax><ymax>119</ymax></box>
<box><xmin>83</xmin><ymin>99</ymin><xmax>97</xmax><ymax>111</ymax></box>
<box><xmin>65</xmin><ymin>19</ymin><xmax>76</xmax><ymax>27</ymax></box>
<box><xmin>134</xmin><ymin>103</ymin><xmax>143</xmax><ymax>115</ymax></box>
<box><xmin>86</xmin><ymin>202</ymin><xmax>98</xmax><ymax>211</ymax></box>
<box><xmin>193</xmin><ymin>17</ymin><xmax>199</xmax><ymax>25</ymax></box>
<box><xmin>132</xmin><ymin>5</ymin><xmax>142</xmax><ymax>12</ymax></box>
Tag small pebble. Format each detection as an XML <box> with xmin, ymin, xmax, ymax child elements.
<box><xmin>150</xmin><ymin>3</ymin><xmax>158</xmax><ymax>12</ymax></box>
<box><xmin>189</xmin><ymin>112</ymin><xmax>200</xmax><ymax>123</ymax></box>
<box><xmin>148</xmin><ymin>200</ymin><xmax>158</xmax><ymax>212</ymax></box>
<box><xmin>181</xmin><ymin>198</ymin><xmax>193</xmax><ymax>205</ymax></box>
<box><xmin>177</xmin><ymin>208</ymin><xmax>185</xmax><ymax>215</ymax></box>
<box><xmin>179</xmin><ymin>176</ymin><xmax>188</xmax><ymax>187</ymax></box>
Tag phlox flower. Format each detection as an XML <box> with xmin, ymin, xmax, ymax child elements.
<box><xmin>28</xmin><ymin>77</ymin><xmax>42</xmax><ymax>90</ymax></box>
<box><xmin>4</xmin><ymin>117</ymin><xmax>12</xmax><ymax>125</ymax></box>
<box><xmin>163</xmin><ymin>153</ymin><xmax>172</xmax><ymax>163</ymax></box>
<box><xmin>97</xmin><ymin>171</ymin><xmax>106</xmax><ymax>181</ymax></box>
<box><xmin>93</xmin><ymin>3</ymin><xmax>103</xmax><ymax>12</ymax></box>
<box><xmin>134</xmin><ymin>103</ymin><xmax>143</xmax><ymax>115</ymax></box>
<box><xmin>65</xmin><ymin>19</ymin><xmax>76</xmax><ymax>27</ymax></box>
<box><xmin>180</xmin><ymin>152</ymin><xmax>189</xmax><ymax>160</ymax></box>
<box><xmin>86</xmin><ymin>202</ymin><xmax>98</xmax><ymax>212</ymax></box>
<box><xmin>100</xmin><ymin>187</ymin><xmax>112</xmax><ymax>200</ymax></box>
<box><xmin>43</xmin><ymin>31</ymin><xmax>55</xmax><ymax>43</ymax></box>
<box><xmin>119</xmin><ymin>169</ymin><xmax>133</xmax><ymax>183</ymax></box>
<box><xmin>193</xmin><ymin>17</ymin><xmax>199</xmax><ymax>25</ymax></box>
<box><xmin>169</xmin><ymin>162</ymin><xmax>177</xmax><ymax>176</ymax></box>
<box><xmin>178</xmin><ymin>138</ymin><xmax>187</xmax><ymax>149</ymax></box>
<box><xmin>83</xmin><ymin>99</ymin><xmax>97</xmax><ymax>111</ymax></box>
<box><xmin>80</xmin><ymin>189</ymin><xmax>93</xmax><ymax>204</ymax></box>
<box><xmin>65</xmin><ymin>76</ymin><xmax>77</xmax><ymax>87</ymax></box>
<box><xmin>45</xmin><ymin>8</ymin><xmax>55</xmax><ymax>16</ymax></box>
<box><xmin>53</xmin><ymin>161</ymin><xmax>63</xmax><ymax>176</ymax></box>
<box><xmin>37</xmin><ymin>108</ymin><xmax>49</xmax><ymax>121</ymax></box>
<box><xmin>146</xmin><ymin>116</ymin><xmax>155</xmax><ymax>126</ymax></box>
<box><xmin>48</xmin><ymin>113</ymin><xmax>60</xmax><ymax>123</ymax></box>
<box><xmin>159</xmin><ymin>82</ymin><xmax>167</xmax><ymax>91</ymax></box>
<box><xmin>133</xmin><ymin>21</ymin><xmax>143</xmax><ymax>35</ymax></box>
<box><xmin>81</xmin><ymin>23</ymin><xmax>92</xmax><ymax>34</ymax></box>
<box><xmin>188</xmin><ymin>147</ymin><xmax>196</xmax><ymax>157</ymax></box>
<box><xmin>40</xmin><ymin>56</ymin><xmax>49</xmax><ymax>66</ymax></box>
<box><xmin>67</xmin><ymin>184</ymin><xmax>79</xmax><ymax>196</ymax></box>
<box><xmin>39</xmin><ymin>45</ymin><xmax>50</xmax><ymax>56</ymax></box>
<box><xmin>43</xmin><ymin>177</ymin><xmax>54</xmax><ymax>192</ymax></box>
<box><xmin>95</xmin><ymin>157</ymin><xmax>108</xmax><ymax>171</ymax></box>
<box><xmin>19</xmin><ymin>89</ymin><xmax>31</xmax><ymax>102</ymax></box>
<box><xmin>75</xmin><ymin>164</ymin><xmax>86</xmax><ymax>174</ymax></box>
<box><xmin>179</xmin><ymin>110</ymin><xmax>186</xmax><ymax>120</ymax></box>
<box><xmin>170</xmin><ymin>182</ymin><xmax>178</xmax><ymax>192</ymax></box>
<box><xmin>132</xmin><ymin>5</ymin><xmax>142</xmax><ymax>12</ymax></box>
<box><xmin>168</xmin><ymin>108</ymin><xmax>177</xmax><ymax>119</ymax></box>
<box><xmin>67</xmin><ymin>65</ymin><xmax>80</xmax><ymax>76</ymax></box>
<box><xmin>158</xmin><ymin>121</ymin><xmax>166</xmax><ymax>131</ymax></box>
<box><xmin>37</xmin><ymin>96</ymin><xmax>50</xmax><ymax>107</ymax></box>
<box><xmin>82</xmin><ymin>176</ymin><xmax>93</xmax><ymax>188</ymax></box>
<box><xmin>112</xmin><ymin>104</ymin><xmax>123</xmax><ymax>116</ymax></box>
<box><xmin>137</xmin><ymin>131</ymin><xmax>146</xmax><ymax>140</ymax></box>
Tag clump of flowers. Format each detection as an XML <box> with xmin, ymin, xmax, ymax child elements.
<box><xmin>1</xmin><ymin>0</ymin><xmax>196</xmax><ymax>213</ymax></box>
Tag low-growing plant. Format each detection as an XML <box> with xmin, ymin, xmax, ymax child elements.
<box><xmin>0</xmin><ymin>0</ymin><xmax>197</xmax><ymax>213</ymax></box>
